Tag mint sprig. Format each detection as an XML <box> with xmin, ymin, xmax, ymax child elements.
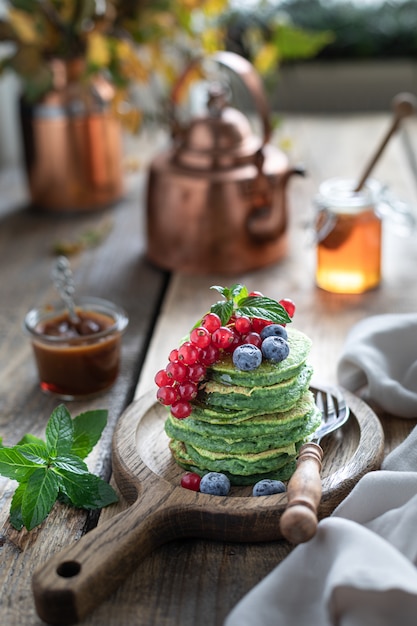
<box><xmin>209</xmin><ymin>284</ymin><xmax>291</xmax><ymax>326</ymax></box>
<box><xmin>0</xmin><ymin>405</ymin><xmax>118</xmax><ymax>531</ymax></box>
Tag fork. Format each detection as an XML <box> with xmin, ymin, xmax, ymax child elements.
<box><xmin>279</xmin><ymin>386</ymin><xmax>349</xmax><ymax>545</ymax></box>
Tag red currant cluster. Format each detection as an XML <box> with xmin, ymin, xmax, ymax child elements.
<box><xmin>155</xmin><ymin>295</ymin><xmax>295</xmax><ymax>419</ymax></box>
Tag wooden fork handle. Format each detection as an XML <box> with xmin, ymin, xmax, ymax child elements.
<box><xmin>279</xmin><ymin>442</ymin><xmax>323</xmax><ymax>544</ymax></box>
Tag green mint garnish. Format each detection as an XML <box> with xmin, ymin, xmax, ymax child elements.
<box><xmin>209</xmin><ymin>284</ymin><xmax>291</xmax><ymax>326</ymax></box>
<box><xmin>0</xmin><ymin>405</ymin><xmax>118</xmax><ymax>531</ymax></box>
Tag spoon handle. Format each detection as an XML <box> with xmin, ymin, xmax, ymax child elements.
<box><xmin>52</xmin><ymin>256</ymin><xmax>79</xmax><ymax>323</ymax></box>
<box><xmin>355</xmin><ymin>92</ymin><xmax>417</xmax><ymax>192</ymax></box>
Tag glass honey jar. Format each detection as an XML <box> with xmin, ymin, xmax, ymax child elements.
<box><xmin>315</xmin><ymin>178</ymin><xmax>384</xmax><ymax>294</ymax></box>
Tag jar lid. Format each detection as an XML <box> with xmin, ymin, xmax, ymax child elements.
<box><xmin>316</xmin><ymin>178</ymin><xmax>381</xmax><ymax>214</ymax></box>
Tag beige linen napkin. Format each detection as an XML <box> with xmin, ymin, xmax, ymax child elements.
<box><xmin>225</xmin><ymin>427</ymin><xmax>417</xmax><ymax>626</ymax></box>
<box><xmin>337</xmin><ymin>313</ymin><xmax>417</xmax><ymax>418</ymax></box>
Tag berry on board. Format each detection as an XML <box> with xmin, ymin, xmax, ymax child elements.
<box><xmin>181</xmin><ymin>472</ymin><xmax>202</xmax><ymax>491</ymax></box>
<box><xmin>252</xmin><ymin>479</ymin><xmax>286</xmax><ymax>496</ymax></box>
<box><xmin>200</xmin><ymin>472</ymin><xmax>231</xmax><ymax>496</ymax></box>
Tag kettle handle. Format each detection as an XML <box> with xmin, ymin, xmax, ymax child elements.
<box><xmin>170</xmin><ymin>51</ymin><xmax>272</xmax><ymax>146</ymax></box>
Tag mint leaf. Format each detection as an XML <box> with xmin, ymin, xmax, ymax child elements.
<box><xmin>71</xmin><ymin>410</ymin><xmax>108</xmax><ymax>459</ymax></box>
<box><xmin>21</xmin><ymin>467</ymin><xmax>60</xmax><ymax>531</ymax></box>
<box><xmin>19</xmin><ymin>443</ymin><xmax>49</xmax><ymax>465</ymax></box>
<box><xmin>0</xmin><ymin>447</ymin><xmax>43</xmax><ymax>482</ymax></box>
<box><xmin>17</xmin><ymin>433</ymin><xmax>45</xmax><ymax>446</ymax></box>
<box><xmin>58</xmin><ymin>470</ymin><xmax>118</xmax><ymax>509</ymax></box>
<box><xmin>51</xmin><ymin>453</ymin><xmax>89</xmax><ymax>475</ymax></box>
<box><xmin>236</xmin><ymin>296</ymin><xmax>292</xmax><ymax>324</ymax></box>
<box><xmin>9</xmin><ymin>483</ymin><xmax>25</xmax><ymax>530</ymax></box>
<box><xmin>0</xmin><ymin>404</ymin><xmax>117</xmax><ymax>531</ymax></box>
<box><xmin>210</xmin><ymin>300</ymin><xmax>234</xmax><ymax>325</ymax></box>
<box><xmin>45</xmin><ymin>405</ymin><xmax>74</xmax><ymax>457</ymax></box>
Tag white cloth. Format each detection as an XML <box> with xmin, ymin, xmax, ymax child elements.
<box><xmin>224</xmin><ymin>417</ymin><xmax>417</xmax><ymax>626</ymax></box>
<box><xmin>337</xmin><ymin>313</ymin><xmax>417</xmax><ymax>418</ymax></box>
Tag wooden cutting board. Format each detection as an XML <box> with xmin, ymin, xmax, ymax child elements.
<box><xmin>32</xmin><ymin>387</ymin><xmax>384</xmax><ymax>625</ymax></box>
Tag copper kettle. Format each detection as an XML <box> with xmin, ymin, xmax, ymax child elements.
<box><xmin>146</xmin><ymin>51</ymin><xmax>304</xmax><ymax>274</ymax></box>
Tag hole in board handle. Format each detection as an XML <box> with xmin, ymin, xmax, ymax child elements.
<box><xmin>56</xmin><ymin>561</ymin><xmax>81</xmax><ymax>578</ymax></box>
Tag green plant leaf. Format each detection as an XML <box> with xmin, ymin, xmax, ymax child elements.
<box><xmin>51</xmin><ymin>453</ymin><xmax>89</xmax><ymax>475</ymax></box>
<box><xmin>236</xmin><ymin>296</ymin><xmax>292</xmax><ymax>324</ymax></box>
<box><xmin>45</xmin><ymin>404</ymin><xmax>74</xmax><ymax>457</ymax></box>
<box><xmin>71</xmin><ymin>410</ymin><xmax>108</xmax><ymax>459</ymax></box>
<box><xmin>18</xmin><ymin>442</ymin><xmax>49</xmax><ymax>465</ymax></box>
<box><xmin>17</xmin><ymin>433</ymin><xmax>45</xmax><ymax>446</ymax></box>
<box><xmin>9</xmin><ymin>483</ymin><xmax>25</xmax><ymax>531</ymax></box>
<box><xmin>21</xmin><ymin>467</ymin><xmax>60</xmax><ymax>531</ymax></box>
<box><xmin>210</xmin><ymin>300</ymin><xmax>234</xmax><ymax>325</ymax></box>
<box><xmin>57</xmin><ymin>470</ymin><xmax>118</xmax><ymax>509</ymax></box>
<box><xmin>0</xmin><ymin>446</ymin><xmax>43</xmax><ymax>482</ymax></box>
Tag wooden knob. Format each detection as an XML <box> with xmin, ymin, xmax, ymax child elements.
<box><xmin>279</xmin><ymin>442</ymin><xmax>324</xmax><ymax>544</ymax></box>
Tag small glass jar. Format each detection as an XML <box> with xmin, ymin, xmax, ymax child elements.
<box><xmin>315</xmin><ymin>178</ymin><xmax>383</xmax><ymax>294</ymax></box>
<box><xmin>24</xmin><ymin>297</ymin><xmax>128</xmax><ymax>400</ymax></box>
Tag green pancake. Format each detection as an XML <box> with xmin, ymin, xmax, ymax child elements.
<box><xmin>169</xmin><ymin>439</ymin><xmax>299</xmax><ymax>485</ymax></box>
<box><xmin>165</xmin><ymin>392</ymin><xmax>321</xmax><ymax>454</ymax></box>
<box><xmin>198</xmin><ymin>363</ymin><xmax>313</xmax><ymax>412</ymax></box>
<box><xmin>207</xmin><ymin>327</ymin><xmax>311</xmax><ymax>387</ymax></box>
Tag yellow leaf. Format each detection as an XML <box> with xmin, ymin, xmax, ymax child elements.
<box><xmin>86</xmin><ymin>32</ymin><xmax>111</xmax><ymax>68</ymax></box>
<box><xmin>114</xmin><ymin>40</ymin><xmax>149</xmax><ymax>82</ymax></box>
<box><xmin>201</xmin><ymin>0</ymin><xmax>229</xmax><ymax>16</ymax></box>
<box><xmin>201</xmin><ymin>27</ymin><xmax>225</xmax><ymax>54</ymax></box>
<box><xmin>8</xmin><ymin>8</ymin><xmax>42</xmax><ymax>45</ymax></box>
<box><xmin>253</xmin><ymin>43</ymin><xmax>280</xmax><ymax>75</ymax></box>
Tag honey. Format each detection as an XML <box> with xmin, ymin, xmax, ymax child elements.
<box><xmin>315</xmin><ymin>178</ymin><xmax>382</xmax><ymax>294</ymax></box>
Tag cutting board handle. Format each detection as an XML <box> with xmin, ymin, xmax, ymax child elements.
<box><xmin>32</xmin><ymin>484</ymin><xmax>184</xmax><ymax>625</ymax></box>
<box><xmin>279</xmin><ymin>442</ymin><xmax>323</xmax><ymax>544</ymax></box>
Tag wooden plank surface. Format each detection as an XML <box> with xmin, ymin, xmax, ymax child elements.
<box><xmin>2</xmin><ymin>113</ymin><xmax>417</xmax><ymax>625</ymax></box>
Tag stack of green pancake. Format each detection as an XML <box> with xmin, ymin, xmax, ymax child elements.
<box><xmin>165</xmin><ymin>327</ymin><xmax>321</xmax><ymax>485</ymax></box>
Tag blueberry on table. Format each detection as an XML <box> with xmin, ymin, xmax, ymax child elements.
<box><xmin>252</xmin><ymin>479</ymin><xmax>286</xmax><ymax>496</ymax></box>
<box><xmin>232</xmin><ymin>344</ymin><xmax>262</xmax><ymax>371</ymax></box>
<box><xmin>200</xmin><ymin>472</ymin><xmax>231</xmax><ymax>496</ymax></box>
<box><xmin>261</xmin><ymin>336</ymin><xmax>289</xmax><ymax>362</ymax></box>
<box><xmin>260</xmin><ymin>324</ymin><xmax>288</xmax><ymax>341</ymax></box>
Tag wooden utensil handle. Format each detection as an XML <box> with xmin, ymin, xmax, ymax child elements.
<box><xmin>279</xmin><ymin>442</ymin><xmax>323</xmax><ymax>545</ymax></box>
<box><xmin>32</xmin><ymin>487</ymin><xmax>179</xmax><ymax>625</ymax></box>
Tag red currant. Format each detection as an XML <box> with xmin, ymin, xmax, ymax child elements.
<box><xmin>202</xmin><ymin>312</ymin><xmax>221</xmax><ymax>333</ymax></box>
<box><xmin>234</xmin><ymin>315</ymin><xmax>252</xmax><ymax>335</ymax></box>
<box><xmin>181</xmin><ymin>472</ymin><xmax>201</xmax><ymax>491</ymax></box>
<box><xmin>157</xmin><ymin>385</ymin><xmax>179</xmax><ymax>406</ymax></box>
<box><xmin>154</xmin><ymin>369</ymin><xmax>171</xmax><ymax>387</ymax></box>
<box><xmin>178</xmin><ymin>381</ymin><xmax>198</xmax><ymax>401</ymax></box>
<box><xmin>252</xmin><ymin>318</ymin><xmax>272</xmax><ymax>333</ymax></box>
<box><xmin>178</xmin><ymin>341</ymin><xmax>199</xmax><ymax>365</ymax></box>
<box><xmin>169</xmin><ymin>348</ymin><xmax>179</xmax><ymax>362</ymax></box>
<box><xmin>166</xmin><ymin>361</ymin><xmax>188</xmax><ymax>382</ymax></box>
<box><xmin>171</xmin><ymin>400</ymin><xmax>192</xmax><ymax>419</ymax></box>
<box><xmin>223</xmin><ymin>328</ymin><xmax>242</xmax><ymax>353</ymax></box>
<box><xmin>187</xmin><ymin>363</ymin><xmax>207</xmax><ymax>382</ymax></box>
<box><xmin>190</xmin><ymin>326</ymin><xmax>211</xmax><ymax>348</ymax></box>
<box><xmin>212</xmin><ymin>326</ymin><xmax>235</xmax><ymax>349</ymax></box>
<box><xmin>199</xmin><ymin>344</ymin><xmax>220</xmax><ymax>365</ymax></box>
<box><xmin>248</xmin><ymin>291</ymin><xmax>263</xmax><ymax>297</ymax></box>
<box><xmin>279</xmin><ymin>298</ymin><xmax>296</xmax><ymax>318</ymax></box>
<box><xmin>243</xmin><ymin>332</ymin><xmax>262</xmax><ymax>348</ymax></box>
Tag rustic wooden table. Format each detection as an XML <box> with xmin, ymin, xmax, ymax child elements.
<box><xmin>1</xmin><ymin>114</ymin><xmax>417</xmax><ymax>626</ymax></box>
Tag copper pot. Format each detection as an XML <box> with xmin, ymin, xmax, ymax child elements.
<box><xmin>146</xmin><ymin>51</ymin><xmax>304</xmax><ymax>274</ymax></box>
<box><xmin>20</xmin><ymin>59</ymin><xmax>123</xmax><ymax>212</ymax></box>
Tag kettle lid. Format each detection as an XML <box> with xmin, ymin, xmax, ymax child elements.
<box><xmin>173</xmin><ymin>83</ymin><xmax>263</xmax><ymax>171</ymax></box>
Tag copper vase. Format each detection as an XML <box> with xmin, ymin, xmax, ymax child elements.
<box><xmin>19</xmin><ymin>59</ymin><xmax>123</xmax><ymax>212</ymax></box>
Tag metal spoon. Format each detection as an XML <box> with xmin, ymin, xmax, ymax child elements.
<box><xmin>355</xmin><ymin>92</ymin><xmax>417</xmax><ymax>192</ymax></box>
<box><xmin>52</xmin><ymin>256</ymin><xmax>80</xmax><ymax>324</ymax></box>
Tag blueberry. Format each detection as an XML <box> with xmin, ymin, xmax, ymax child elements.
<box><xmin>200</xmin><ymin>472</ymin><xmax>231</xmax><ymax>496</ymax></box>
<box><xmin>232</xmin><ymin>344</ymin><xmax>262</xmax><ymax>371</ymax></box>
<box><xmin>261</xmin><ymin>336</ymin><xmax>289</xmax><ymax>363</ymax></box>
<box><xmin>260</xmin><ymin>324</ymin><xmax>288</xmax><ymax>341</ymax></box>
<box><xmin>252</xmin><ymin>479</ymin><xmax>286</xmax><ymax>496</ymax></box>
